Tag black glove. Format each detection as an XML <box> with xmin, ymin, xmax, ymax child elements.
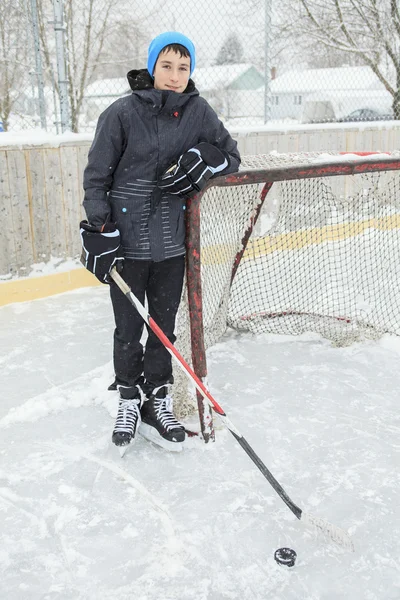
<box><xmin>158</xmin><ymin>142</ymin><xmax>229</xmax><ymax>197</ymax></box>
<box><xmin>80</xmin><ymin>220</ymin><xmax>123</xmax><ymax>284</ymax></box>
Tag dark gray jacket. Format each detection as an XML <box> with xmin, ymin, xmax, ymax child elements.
<box><xmin>83</xmin><ymin>70</ymin><xmax>241</xmax><ymax>262</ymax></box>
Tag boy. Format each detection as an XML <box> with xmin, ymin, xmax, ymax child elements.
<box><xmin>81</xmin><ymin>32</ymin><xmax>241</xmax><ymax>452</ymax></box>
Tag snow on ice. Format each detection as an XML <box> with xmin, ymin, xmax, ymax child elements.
<box><xmin>1</xmin><ymin>285</ymin><xmax>400</xmax><ymax>599</ymax></box>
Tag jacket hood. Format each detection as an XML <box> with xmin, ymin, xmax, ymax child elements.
<box><xmin>127</xmin><ymin>68</ymin><xmax>197</xmax><ymax>94</ymax></box>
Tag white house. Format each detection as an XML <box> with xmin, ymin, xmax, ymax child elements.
<box><xmin>12</xmin><ymin>85</ymin><xmax>59</xmax><ymax>119</ymax></box>
<box><xmin>82</xmin><ymin>78</ymin><xmax>131</xmax><ymax>124</ymax></box>
<box><xmin>269</xmin><ymin>66</ymin><xmax>392</xmax><ymax>122</ymax></box>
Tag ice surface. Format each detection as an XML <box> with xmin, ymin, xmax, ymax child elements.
<box><xmin>1</xmin><ymin>285</ymin><xmax>400</xmax><ymax>599</ymax></box>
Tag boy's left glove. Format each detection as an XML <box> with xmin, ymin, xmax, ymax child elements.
<box><xmin>158</xmin><ymin>142</ymin><xmax>229</xmax><ymax>197</ymax></box>
<box><xmin>80</xmin><ymin>220</ymin><xmax>123</xmax><ymax>284</ymax></box>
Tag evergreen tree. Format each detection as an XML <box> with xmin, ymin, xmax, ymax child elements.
<box><xmin>215</xmin><ymin>32</ymin><xmax>244</xmax><ymax>65</ymax></box>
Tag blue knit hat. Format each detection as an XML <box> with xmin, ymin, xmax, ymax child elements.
<box><xmin>147</xmin><ymin>32</ymin><xmax>196</xmax><ymax>77</ymax></box>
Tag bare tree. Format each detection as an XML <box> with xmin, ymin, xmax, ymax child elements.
<box><xmin>37</xmin><ymin>0</ymin><xmax>160</xmax><ymax>132</ymax></box>
<box><xmin>0</xmin><ymin>0</ymin><xmax>31</xmax><ymax>130</ymax></box>
<box><xmin>229</xmin><ymin>0</ymin><xmax>294</xmax><ymax>74</ymax></box>
<box><xmin>97</xmin><ymin>21</ymin><xmax>149</xmax><ymax>79</ymax></box>
<box><xmin>65</xmin><ymin>0</ymin><xmax>116</xmax><ymax>131</ymax></box>
<box><xmin>293</xmin><ymin>0</ymin><xmax>400</xmax><ymax>117</ymax></box>
<box><xmin>36</xmin><ymin>0</ymin><xmax>116</xmax><ymax>131</ymax></box>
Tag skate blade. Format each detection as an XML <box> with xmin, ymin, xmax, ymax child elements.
<box><xmin>118</xmin><ymin>446</ymin><xmax>128</xmax><ymax>458</ymax></box>
<box><xmin>139</xmin><ymin>422</ymin><xmax>183</xmax><ymax>452</ymax></box>
<box><xmin>116</xmin><ymin>439</ymin><xmax>135</xmax><ymax>458</ymax></box>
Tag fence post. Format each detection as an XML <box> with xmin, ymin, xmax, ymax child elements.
<box><xmin>53</xmin><ymin>0</ymin><xmax>70</xmax><ymax>132</ymax></box>
<box><xmin>30</xmin><ymin>0</ymin><xmax>47</xmax><ymax>130</ymax></box>
<box><xmin>264</xmin><ymin>0</ymin><xmax>272</xmax><ymax>123</ymax></box>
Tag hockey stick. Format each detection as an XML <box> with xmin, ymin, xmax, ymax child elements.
<box><xmin>110</xmin><ymin>268</ymin><xmax>354</xmax><ymax>551</ymax></box>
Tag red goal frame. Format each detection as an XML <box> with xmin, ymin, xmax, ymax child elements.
<box><xmin>184</xmin><ymin>154</ymin><xmax>400</xmax><ymax>441</ymax></box>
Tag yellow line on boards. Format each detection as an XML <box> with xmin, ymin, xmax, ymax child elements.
<box><xmin>1</xmin><ymin>214</ymin><xmax>399</xmax><ymax>306</ymax></box>
<box><xmin>0</xmin><ymin>268</ymin><xmax>100</xmax><ymax>307</ymax></box>
<box><xmin>201</xmin><ymin>214</ymin><xmax>400</xmax><ymax>265</ymax></box>
<box><xmin>244</xmin><ymin>214</ymin><xmax>400</xmax><ymax>259</ymax></box>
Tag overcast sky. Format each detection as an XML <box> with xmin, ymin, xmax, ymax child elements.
<box><xmin>144</xmin><ymin>0</ymin><xmax>260</xmax><ymax>67</ymax></box>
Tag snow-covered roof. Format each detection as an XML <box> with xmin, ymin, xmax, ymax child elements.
<box><xmin>84</xmin><ymin>78</ymin><xmax>130</xmax><ymax>98</ymax></box>
<box><xmin>271</xmin><ymin>66</ymin><xmax>385</xmax><ymax>94</ymax></box>
<box><xmin>192</xmin><ymin>63</ymin><xmax>261</xmax><ymax>92</ymax></box>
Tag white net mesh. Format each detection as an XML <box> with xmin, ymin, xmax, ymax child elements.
<box><xmin>173</xmin><ymin>152</ymin><xmax>400</xmax><ymax>419</ymax></box>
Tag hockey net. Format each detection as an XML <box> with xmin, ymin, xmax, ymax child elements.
<box><xmin>173</xmin><ymin>152</ymin><xmax>400</xmax><ymax>422</ymax></box>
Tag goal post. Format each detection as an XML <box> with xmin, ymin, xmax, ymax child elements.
<box><xmin>174</xmin><ymin>152</ymin><xmax>400</xmax><ymax>439</ymax></box>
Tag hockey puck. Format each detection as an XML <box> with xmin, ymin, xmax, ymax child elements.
<box><xmin>274</xmin><ymin>547</ymin><xmax>297</xmax><ymax>567</ymax></box>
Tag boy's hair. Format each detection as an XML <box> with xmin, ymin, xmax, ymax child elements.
<box><xmin>159</xmin><ymin>43</ymin><xmax>191</xmax><ymax>61</ymax></box>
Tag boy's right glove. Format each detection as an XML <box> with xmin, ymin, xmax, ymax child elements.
<box><xmin>158</xmin><ymin>142</ymin><xmax>229</xmax><ymax>197</ymax></box>
<box><xmin>80</xmin><ymin>220</ymin><xmax>123</xmax><ymax>284</ymax></box>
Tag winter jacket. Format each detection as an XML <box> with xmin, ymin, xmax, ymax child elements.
<box><xmin>83</xmin><ymin>69</ymin><xmax>241</xmax><ymax>262</ymax></box>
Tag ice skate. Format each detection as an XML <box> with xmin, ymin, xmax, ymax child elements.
<box><xmin>139</xmin><ymin>384</ymin><xmax>185</xmax><ymax>452</ymax></box>
<box><xmin>112</xmin><ymin>384</ymin><xmax>142</xmax><ymax>453</ymax></box>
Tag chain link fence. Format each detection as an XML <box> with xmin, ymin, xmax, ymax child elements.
<box><xmin>1</xmin><ymin>0</ymin><xmax>398</xmax><ymax>133</ymax></box>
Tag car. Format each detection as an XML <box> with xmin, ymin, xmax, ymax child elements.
<box><xmin>338</xmin><ymin>108</ymin><xmax>394</xmax><ymax>122</ymax></box>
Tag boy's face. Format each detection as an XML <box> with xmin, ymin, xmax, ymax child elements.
<box><xmin>153</xmin><ymin>49</ymin><xmax>191</xmax><ymax>93</ymax></box>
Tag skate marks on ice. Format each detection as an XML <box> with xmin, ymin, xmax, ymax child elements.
<box><xmin>205</xmin><ymin>332</ymin><xmax>400</xmax><ymax>575</ymax></box>
<box><xmin>56</xmin><ymin>443</ymin><xmax>290</xmax><ymax>599</ymax></box>
<box><xmin>1</xmin><ymin>309</ymin><xmax>400</xmax><ymax>597</ymax></box>
<box><xmin>0</xmin><ymin>362</ymin><xmax>115</xmax><ymax>428</ymax></box>
<box><xmin>46</xmin><ymin>441</ymin><xmax>178</xmax><ymax>542</ymax></box>
<box><xmin>0</xmin><ymin>486</ymin><xmax>50</xmax><ymax>539</ymax></box>
<box><xmin>0</xmin><ymin>285</ymin><xmax>114</xmax><ymax>418</ymax></box>
<box><xmin>0</xmin><ymin>438</ymin><xmax>191</xmax><ymax>599</ymax></box>
<box><xmin>0</xmin><ymin>476</ymin><xmax>86</xmax><ymax>596</ymax></box>
<box><xmin>0</xmin><ymin>429</ymin><xmax>388</xmax><ymax>599</ymax></box>
<box><xmin>0</xmin><ymin>413</ymin><xmax>307</xmax><ymax>600</ymax></box>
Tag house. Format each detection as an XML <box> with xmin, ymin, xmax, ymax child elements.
<box><xmin>269</xmin><ymin>66</ymin><xmax>392</xmax><ymax>122</ymax></box>
<box><xmin>12</xmin><ymin>86</ymin><xmax>58</xmax><ymax>120</ymax></box>
<box><xmin>193</xmin><ymin>63</ymin><xmax>264</xmax><ymax>119</ymax></box>
<box><xmin>82</xmin><ymin>78</ymin><xmax>131</xmax><ymax>123</ymax></box>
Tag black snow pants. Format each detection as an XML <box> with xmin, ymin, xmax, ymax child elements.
<box><xmin>109</xmin><ymin>255</ymin><xmax>185</xmax><ymax>388</ymax></box>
